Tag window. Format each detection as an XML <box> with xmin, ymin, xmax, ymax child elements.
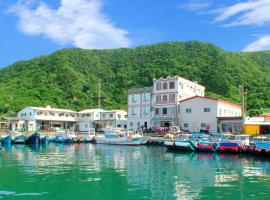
<box><xmin>156</xmin><ymin>95</ymin><xmax>161</xmax><ymax>103</ymax></box>
<box><xmin>86</xmin><ymin>114</ymin><xmax>90</xmax><ymax>117</ymax></box>
<box><xmin>29</xmin><ymin>112</ymin><xmax>32</xmax><ymax>116</ymax></box>
<box><xmin>143</xmin><ymin>107</ymin><xmax>149</xmax><ymax>115</ymax></box>
<box><xmin>169</xmin><ymin>94</ymin><xmax>175</xmax><ymax>102</ymax></box>
<box><xmin>102</xmin><ymin>114</ymin><xmax>106</xmax><ymax>118</ymax></box>
<box><xmin>143</xmin><ymin>93</ymin><xmax>149</xmax><ymax>101</ymax></box>
<box><xmin>163</xmin><ymin>108</ymin><xmax>167</xmax><ymax>115</ymax></box>
<box><xmin>137</xmin><ymin>122</ymin><xmax>140</xmax><ymax>127</ymax></box>
<box><xmin>163</xmin><ymin>82</ymin><xmax>168</xmax><ymax>90</ymax></box>
<box><xmin>155</xmin><ymin>108</ymin><xmax>159</xmax><ymax>115</ymax></box>
<box><xmin>132</xmin><ymin>108</ymin><xmax>137</xmax><ymax>115</ymax></box>
<box><xmin>169</xmin><ymin>81</ymin><xmax>175</xmax><ymax>89</ymax></box>
<box><xmin>130</xmin><ymin>122</ymin><xmax>133</xmax><ymax>127</ymax></box>
<box><xmin>66</xmin><ymin>114</ymin><xmax>69</xmax><ymax>117</ymax></box>
<box><xmin>156</xmin><ymin>83</ymin><xmax>161</xmax><ymax>90</ymax></box>
<box><xmin>132</xmin><ymin>95</ymin><xmax>137</xmax><ymax>102</ymax></box>
<box><xmin>224</xmin><ymin>109</ymin><xmax>227</xmax><ymax>114</ymax></box>
<box><xmin>201</xmin><ymin>123</ymin><xmax>206</xmax><ymax>128</ymax></box>
<box><xmin>185</xmin><ymin>108</ymin><xmax>192</xmax><ymax>113</ymax></box>
<box><xmin>109</xmin><ymin>114</ymin><xmax>113</xmax><ymax>118</ymax></box>
<box><xmin>162</xmin><ymin>95</ymin><xmax>168</xmax><ymax>102</ymax></box>
<box><xmin>184</xmin><ymin>123</ymin><xmax>189</xmax><ymax>128</ymax></box>
<box><xmin>117</xmin><ymin>114</ymin><xmax>121</xmax><ymax>119</ymax></box>
<box><xmin>204</xmin><ymin>108</ymin><xmax>211</xmax><ymax>112</ymax></box>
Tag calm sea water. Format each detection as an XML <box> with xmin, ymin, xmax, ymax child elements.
<box><xmin>1</xmin><ymin>144</ymin><xmax>270</xmax><ymax>200</ymax></box>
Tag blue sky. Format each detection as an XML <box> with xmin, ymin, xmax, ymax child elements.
<box><xmin>0</xmin><ymin>0</ymin><xmax>270</xmax><ymax>68</ymax></box>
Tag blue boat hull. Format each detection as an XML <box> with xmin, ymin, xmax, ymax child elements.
<box><xmin>26</xmin><ymin>133</ymin><xmax>40</xmax><ymax>144</ymax></box>
<box><xmin>1</xmin><ymin>136</ymin><xmax>11</xmax><ymax>145</ymax></box>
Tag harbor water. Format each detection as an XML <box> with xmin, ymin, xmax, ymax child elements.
<box><xmin>1</xmin><ymin>144</ymin><xmax>270</xmax><ymax>200</ymax></box>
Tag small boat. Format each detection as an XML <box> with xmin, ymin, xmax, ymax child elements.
<box><xmin>131</xmin><ymin>132</ymin><xmax>149</xmax><ymax>145</ymax></box>
<box><xmin>12</xmin><ymin>134</ymin><xmax>27</xmax><ymax>144</ymax></box>
<box><xmin>1</xmin><ymin>134</ymin><xmax>12</xmax><ymax>145</ymax></box>
<box><xmin>165</xmin><ymin>134</ymin><xmax>196</xmax><ymax>151</ymax></box>
<box><xmin>95</xmin><ymin>129</ymin><xmax>141</xmax><ymax>146</ymax></box>
<box><xmin>26</xmin><ymin>133</ymin><xmax>40</xmax><ymax>144</ymax></box>
<box><xmin>217</xmin><ymin>134</ymin><xmax>250</xmax><ymax>153</ymax></box>
<box><xmin>252</xmin><ymin>136</ymin><xmax>270</xmax><ymax>157</ymax></box>
<box><xmin>164</xmin><ymin>133</ymin><xmax>176</xmax><ymax>150</ymax></box>
<box><xmin>40</xmin><ymin>135</ymin><xmax>50</xmax><ymax>145</ymax></box>
<box><xmin>193</xmin><ymin>134</ymin><xmax>218</xmax><ymax>152</ymax></box>
<box><xmin>52</xmin><ymin>135</ymin><xmax>72</xmax><ymax>143</ymax></box>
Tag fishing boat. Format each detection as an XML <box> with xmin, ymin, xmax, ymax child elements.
<box><xmin>193</xmin><ymin>134</ymin><xmax>220</xmax><ymax>152</ymax></box>
<box><xmin>40</xmin><ymin>135</ymin><xmax>50</xmax><ymax>145</ymax></box>
<box><xmin>164</xmin><ymin>133</ymin><xmax>176</xmax><ymax>150</ymax></box>
<box><xmin>252</xmin><ymin>136</ymin><xmax>270</xmax><ymax>157</ymax></box>
<box><xmin>52</xmin><ymin>134</ymin><xmax>73</xmax><ymax>143</ymax></box>
<box><xmin>217</xmin><ymin>134</ymin><xmax>250</xmax><ymax>153</ymax></box>
<box><xmin>165</xmin><ymin>134</ymin><xmax>196</xmax><ymax>151</ymax></box>
<box><xmin>95</xmin><ymin>129</ymin><xmax>141</xmax><ymax>146</ymax></box>
<box><xmin>1</xmin><ymin>134</ymin><xmax>12</xmax><ymax>145</ymax></box>
<box><xmin>26</xmin><ymin>132</ymin><xmax>40</xmax><ymax>144</ymax></box>
<box><xmin>131</xmin><ymin>132</ymin><xmax>149</xmax><ymax>145</ymax></box>
<box><xmin>11</xmin><ymin>134</ymin><xmax>27</xmax><ymax>144</ymax></box>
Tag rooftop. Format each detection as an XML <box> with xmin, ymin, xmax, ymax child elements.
<box><xmin>179</xmin><ymin>96</ymin><xmax>241</xmax><ymax>108</ymax></box>
<box><xmin>29</xmin><ymin>106</ymin><xmax>76</xmax><ymax>113</ymax></box>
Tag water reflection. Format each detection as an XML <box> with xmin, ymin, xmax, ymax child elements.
<box><xmin>1</xmin><ymin>144</ymin><xmax>270</xmax><ymax>200</ymax></box>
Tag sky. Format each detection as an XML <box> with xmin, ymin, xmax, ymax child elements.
<box><xmin>0</xmin><ymin>0</ymin><xmax>270</xmax><ymax>68</ymax></box>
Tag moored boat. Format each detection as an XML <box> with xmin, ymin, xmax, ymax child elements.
<box><xmin>11</xmin><ymin>134</ymin><xmax>27</xmax><ymax>144</ymax></box>
<box><xmin>166</xmin><ymin>134</ymin><xmax>196</xmax><ymax>151</ymax></box>
<box><xmin>217</xmin><ymin>134</ymin><xmax>250</xmax><ymax>154</ymax></box>
<box><xmin>52</xmin><ymin>134</ymin><xmax>73</xmax><ymax>143</ymax></box>
<box><xmin>95</xmin><ymin>129</ymin><xmax>141</xmax><ymax>146</ymax></box>
<box><xmin>252</xmin><ymin>136</ymin><xmax>270</xmax><ymax>157</ymax></box>
<box><xmin>26</xmin><ymin>132</ymin><xmax>40</xmax><ymax>144</ymax></box>
<box><xmin>1</xmin><ymin>134</ymin><xmax>12</xmax><ymax>145</ymax></box>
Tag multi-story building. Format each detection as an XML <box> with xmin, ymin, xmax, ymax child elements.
<box><xmin>77</xmin><ymin>109</ymin><xmax>104</xmax><ymax>132</ymax></box>
<box><xmin>179</xmin><ymin>96</ymin><xmax>242</xmax><ymax>133</ymax></box>
<box><xmin>97</xmin><ymin>110</ymin><xmax>127</xmax><ymax>131</ymax></box>
<box><xmin>152</xmin><ymin>76</ymin><xmax>205</xmax><ymax>127</ymax></box>
<box><xmin>8</xmin><ymin>106</ymin><xmax>127</xmax><ymax>133</ymax></box>
<box><xmin>8</xmin><ymin>106</ymin><xmax>77</xmax><ymax>132</ymax></box>
<box><xmin>127</xmin><ymin>87</ymin><xmax>152</xmax><ymax>130</ymax></box>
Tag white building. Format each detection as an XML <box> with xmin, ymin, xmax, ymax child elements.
<box><xmin>9</xmin><ymin>106</ymin><xmax>127</xmax><ymax>133</ymax></box>
<box><xmin>152</xmin><ymin>76</ymin><xmax>205</xmax><ymax>127</ymax></box>
<box><xmin>77</xmin><ymin>109</ymin><xmax>104</xmax><ymax>132</ymax></box>
<box><xmin>179</xmin><ymin>96</ymin><xmax>242</xmax><ymax>133</ymax></box>
<box><xmin>127</xmin><ymin>87</ymin><xmax>152</xmax><ymax>130</ymax></box>
<box><xmin>9</xmin><ymin>106</ymin><xmax>77</xmax><ymax>132</ymax></box>
<box><xmin>97</xmin><ymin>110</ymin><xmax>127</xmax><ymax>131</ymax></box>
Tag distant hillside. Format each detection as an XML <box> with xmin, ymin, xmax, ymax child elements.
<box><xmin>0</xmin><ymin>41</ymin><xmax>270</xmax><ymax>117</ymax></box>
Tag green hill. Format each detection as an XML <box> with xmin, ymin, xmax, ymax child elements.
<box><xmin>0</xmin><ymin>41</ymin><xmax>270</xmax><ymax>117</ymax></box>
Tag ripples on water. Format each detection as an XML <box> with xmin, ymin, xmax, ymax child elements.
<box><xmin>1</xmin><ymin>144</ymin><xmax>270</xmax><ymax>200</ymax></box>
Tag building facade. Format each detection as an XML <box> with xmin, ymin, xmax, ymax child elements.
<box><xmin>9</xmin><ymin>106</ymin><xmax>127</xmax><ymax>133</ymax></box>
<box><xmin>9</xmin><ymin>106</ymin><xmax>77</xmax><ymax>132</ymax></box>
<box><xmin>127</xmin><ymin>87</ymin><xmax>152</xmax><ymax>130</ymax></box>
<box><xmin>179</xmin><ymin>96</ymin><xmax>242</xmax><ymax>133</ymax></box>
<box><xmin>152</xmin><ymin>76</ymin><xmax>205</xmax><ymax>127</ymax></box>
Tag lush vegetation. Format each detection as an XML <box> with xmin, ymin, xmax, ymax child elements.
<box><xmin>0</xmin><ymin>41</ymin><xmax>270</xmax><ymax>117</ymax></box>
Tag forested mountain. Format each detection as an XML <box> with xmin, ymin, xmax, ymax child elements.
<box><xmin>1</xmin><ymin>41</ymin><xmax>270</xmax><ymax>117</ymax></box>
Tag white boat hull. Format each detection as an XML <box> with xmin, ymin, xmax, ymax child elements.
<box><xmin>95</xmin><ymin>137</ymin><xmax>141</xmax><ymax>146</ymax></box>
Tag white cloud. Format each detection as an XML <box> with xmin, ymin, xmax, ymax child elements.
<box><xmin>243</xmin><ymin>35</ymin><xmax>270</xmax><ymax>52</ymax></box>
<box><xmin>9</xmin><ymin>0</ymin><xmax>131</xmax><ymax>49</ymax></box>
<box><xmin>178</xmin><ymin>0</ymin><xmax>212</xmax><ymax>11</ymax></box>
<box><xmin>214</xmin><ymin>0</ymin><xmax>270</xmax><ymax>27</ymax></box>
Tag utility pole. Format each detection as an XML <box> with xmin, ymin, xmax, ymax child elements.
<box><xmin>239</xmin><ymin>85</ymin><xmax>246</xmax><ymax>126</ymax></box>
<box><xmin>98</xmin><ymin>79</ymin><xmax>101</xmax><ymax>108</ymax></box>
